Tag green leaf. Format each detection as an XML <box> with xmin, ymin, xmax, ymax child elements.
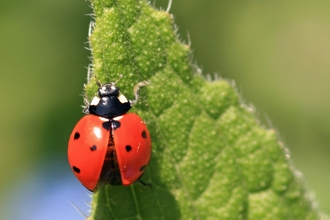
<box><xmin>84</xmin><ymin>0</ymin><xmax>328</xmax><ymax>219</ymax></box>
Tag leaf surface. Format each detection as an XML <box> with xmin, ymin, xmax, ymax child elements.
<box><xmin>85</xmin><ymin>1</ymin><xmax>327</xmax><ymax>219</ymax></box>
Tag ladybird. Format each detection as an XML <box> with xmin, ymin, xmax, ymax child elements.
<box><xmin>68</xmin><ymin>77</ymin><xmax>151</xmax><ymax>192</ymax></box>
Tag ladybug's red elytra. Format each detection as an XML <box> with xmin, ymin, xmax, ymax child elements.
<box><xmin>68</xmin><ymin>76</ymin><xmax>151</xmax><ymax>192</ymax></box>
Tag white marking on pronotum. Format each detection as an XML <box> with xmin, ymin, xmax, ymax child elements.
<box><xmin>90</xmin><ymin>96</ymin><xmax>100</xmax><ymax>106</ymax></box>
<box><xmin>166</xmin><ymin>0</ymin><xmax>172</xmax><ymax>13</ymax></box>
<box><xmin>117</xmin><ymin>93</ymin><xmax>129</xmax><ymax>104</ymax></box>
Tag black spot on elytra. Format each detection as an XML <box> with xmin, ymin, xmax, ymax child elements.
<box><xmin>73</xmin><ymin>166</ymin><xmax>80</xmax><ymax>174</ymax></box>
<box><xmin>111</xmin><ymin>121</ymin><xmax>121</xmax><ymax>130</ymax></box>
<box><xmin>102</xmin><ymin>121</ymin><xmax>111</xmax><ymax>131</ymax></box>
<box><xmin>125</xmin><ymin>145</ymin><xmax>132</xmax><ymax>152</ymax></box>
<box><xmin>74</xmin><ymin>132</ymin><xmax>80</xmax><ymax>140</ymax></box>
<box><xmin>139</xmin><ymin>164</ymin><xmax>147</xmax><ymax>172</ymax></box>
<box><xmin>141</xmin><ymin>130</ymin><xmax>147</xmax><ymax>139</ymax></box>
<box><xmin>90</xmin><ymin>145</ymin><xmax>97</xmax><ymax>151</ymax></box>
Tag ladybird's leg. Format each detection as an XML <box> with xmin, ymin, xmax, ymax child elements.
<box><xmin>130</xmin><ymin>81</ymin><xmax>149</xmax><ymax>105</ymax></box>
<box><xmin>82</xmin><ymin>97</ymin><xmax>90</xmax><ymax>114</ymax></box>
<box><xmin>136</xmin><ymin>172</ymin><xmax>152</xmax><ymax>187</ymax></box>
<box><xmin>138</xmin><ymin>179</ymin><xmax>152</xmax><ymax>188</ymax></box>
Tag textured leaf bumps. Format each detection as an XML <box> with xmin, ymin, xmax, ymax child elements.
<box><xmin>85</xmin><ymin>1</ymin><xmax>326</xmax><ymax>219</ymax></box>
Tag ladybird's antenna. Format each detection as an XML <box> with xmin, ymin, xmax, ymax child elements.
<box><xmin>94</xmin><ymin>75</ymin><xmax>102</xmax><ymax>87</ymax></box>
<box><xmin>130</xmin><ymin>80</ymin><xmax>149</xmax><ymax>105</ymax></box>
<box><xmin>138</xmin><ymin>179</ymin><xmax>152</xmax><ymax>188</ymax></box>
<box><xmin>113</xmin><ymin>74</ymin><xmax>123</xmax><ymax>85</ymax></box>
<box><xmin>83</xmin><ymin>97</ymin><xmax>90</xmax><ymax>114</ymax></box>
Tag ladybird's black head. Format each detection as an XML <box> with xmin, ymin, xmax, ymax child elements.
<box><xmin>98</xmin><ymin>83</ymin><xmax>120</xmax><ymax>98</ymax></box>
<box><xmin>89</xmin><ymin>80</ymin><xmax>131</xmax><ymax>118</ymax></box>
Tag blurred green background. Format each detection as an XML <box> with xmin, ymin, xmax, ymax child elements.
<box><xmin>1</xmin><ymin>0</ymin><xmax>329</xmax><ymax>218</ymax></box>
